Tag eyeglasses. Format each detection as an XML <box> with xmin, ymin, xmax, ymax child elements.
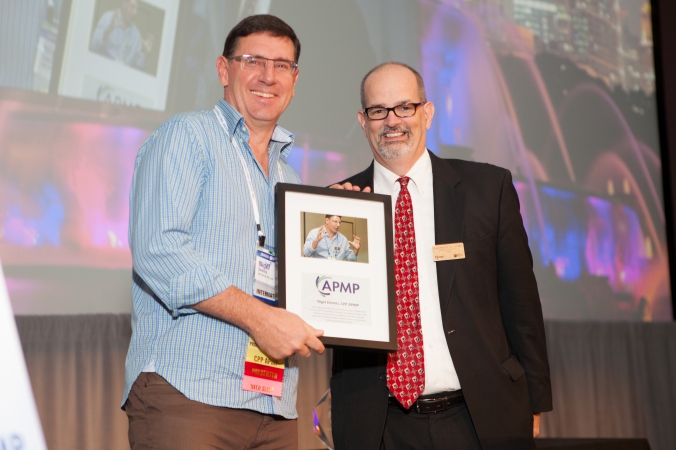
<box><xmin>228</xmin><ymin>55</ymin><xmax>298</xmax><ymax>75</ymax></box>
<box><xmin>363</xmin><ymin>102</ymin><xmax>424</xmax><ymax>120</ymax></box>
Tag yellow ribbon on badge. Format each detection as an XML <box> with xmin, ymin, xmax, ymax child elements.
<box><xmin>245</xmin><ymin>336</ymin><xmax>284</xmax><ymax>368</ymax></box>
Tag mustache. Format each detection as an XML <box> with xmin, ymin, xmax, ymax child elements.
<box><xmin>378</xmin><ymin>125</ymin><xmax>410</xmax><ymax>139</ymax></box>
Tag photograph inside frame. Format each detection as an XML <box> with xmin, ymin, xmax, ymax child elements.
<box><xmin>300</xmin><ymin>212</ymin><xmax>369</xmax><ymax>264</ymax></box>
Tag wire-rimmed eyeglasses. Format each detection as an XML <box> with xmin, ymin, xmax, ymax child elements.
<box><xmin>228</xmin><ymin>55</ymin><xmax>298</xmax><ymax>75</ymax></box>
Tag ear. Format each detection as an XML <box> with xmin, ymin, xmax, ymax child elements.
<box><xmin>357</xmin><ymin>110</ymin><xmax>367</xmax><ymax>135</ymax></box>
<box><xmin>423</xmin><ymin>101</ymin><xmax>435</xmax><ymax>130</ymax></box>
<box><xmin>216</xmin><ymin>56</ymin><xmax>229</xmax><ymax>87</ymax></box>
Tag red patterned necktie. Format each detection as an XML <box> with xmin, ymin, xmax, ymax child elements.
<box><xmin>386</xmin><ymin>176</ymin><xmax>425</xmax><ymax>409</ymax></box>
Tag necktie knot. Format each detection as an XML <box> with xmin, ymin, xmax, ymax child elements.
<box><xmin>397</xmin><ymin>177</ymin><xmax>410</xmax><ymax>188</ymax></box>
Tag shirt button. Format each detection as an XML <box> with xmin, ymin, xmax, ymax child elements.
<box><xmin>434</xmin><ymin>380</ymin><xmax>439</xmax><ymax>386</ymax></box>
<box><xmin>429</xmin><ymin>343</ymin><xmax>434</xmax><ymax>349</ymax></box>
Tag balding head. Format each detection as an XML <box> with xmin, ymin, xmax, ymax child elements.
<box><xmin>360</xmin><ymin>62</ymin><xmax>427</xmax><ymax>109</ymax></box>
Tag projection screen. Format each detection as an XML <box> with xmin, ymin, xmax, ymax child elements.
<box><xmin>0</xmin><ymin>0</ymin><xmax>671</xmax><ymax>321</ymax></box>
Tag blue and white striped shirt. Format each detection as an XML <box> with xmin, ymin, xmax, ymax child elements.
<box><xmin>122</xmin><ymin>99</ymin><xmax>301</xmax><ymax>418</ymax></box>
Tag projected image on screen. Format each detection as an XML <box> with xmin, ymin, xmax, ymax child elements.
<box><xmin>402</xmin><ymin>0</ymin><xmax>669</xmax><ymax>321</ymax></box>
<box><xmin>56</xmin><ymin>0</ymin><xmax>179</xmax><ymax>110</ymax></box>
<box><xmin>0</xmin><ymin>113</ymin><xmax>143</xmax><ymax>267</ymax></box>
<box><xmin>274</xmin><ymin>0</ymin><xmax>668</xmax><ymax>321</ymax></box>
<box><xmin>0</xmin><ymin>0</ymin><xmax>64</xmax><ymax>94</ymax></box>
<box><xmin>89</xmin><ymin>0</ymin><xmax>164</xmax><ymax>76</ymax></box>
<box><xmin>0</xmin><ymin>0</ymin><xmax>670</xmax><ymax>320</ymax></box>
<box><xmin>0</xmin><ymin>97</ymin><xmax>148</xmax><ymax>314</ymax></box>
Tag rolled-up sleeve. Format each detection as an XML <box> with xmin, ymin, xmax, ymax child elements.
<box><xmin>303</xmin><ymin>229</ymin><xmax>318</xmax><ymax>257</ymax></box>
<box><xmin>129</xmin><ymin>119</ymin><xmax>232</xmax><ymax>315</ymax></box>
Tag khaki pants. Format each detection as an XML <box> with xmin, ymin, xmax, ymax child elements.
<box><xmin>125</xmin><ymin>373</ymin><xmax>298</xmax><ymax>450</ymax></box>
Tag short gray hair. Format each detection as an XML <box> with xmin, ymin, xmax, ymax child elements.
<box><xmin>360</xmin><ymin>62</ymin><xmax>427</xmax><ymax>109</ymax></box>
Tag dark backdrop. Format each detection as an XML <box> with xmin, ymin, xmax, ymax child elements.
<box><xmin>654</xmin><ymin>0</ymin><xmax>676</xmax><ymax>319</ymax></box>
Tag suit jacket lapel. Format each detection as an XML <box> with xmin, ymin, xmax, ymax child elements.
<box><xmin>350</xmin><ymin>162</ymin><xmax>375</xmax><ymax>191</ymax></box>
<box><xmin>429</xmin><ymin>151</ymin><xmax>464</xmax><ymax>315</ymax></box>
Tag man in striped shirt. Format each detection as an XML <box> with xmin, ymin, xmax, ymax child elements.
<box><xmin>303</xmin><ymin>215</ymin><xmax>362</xmax><ymax>261</ymax></box>
<box><xmin>122</xmin><ymin>15</ymin><xmax>324</xmax><ymax>449</ymax></box>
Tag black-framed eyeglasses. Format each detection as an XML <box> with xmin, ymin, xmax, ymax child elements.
<box><xmin>363</xmin><ymin>102</ymin><xmax>424</xmax><ymax>120</ymax></box>
<box><xmin>228</xmin><ymin>55</ymin><xmax>298</xmax><ymax>75</ymax></box>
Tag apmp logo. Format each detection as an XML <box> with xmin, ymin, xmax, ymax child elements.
<box><xmin>315</xmin><ymin>276</ymin><xmax>361</xmax><ymax>297</ymax></box>
<box><xmin>0</xmin><ymin>433</ymin><xmax>24</xmax><ymax>450</ymax></box>
<box><xmin>315</xmin><ymin>276</ymin><xmax>332</xmax><ymax>297</ymax></box>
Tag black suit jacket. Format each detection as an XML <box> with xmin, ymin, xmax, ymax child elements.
<box><xmin>330</xmin><ymin>152</ymin><xmax>552</xmax><ymax>450</ymax></box>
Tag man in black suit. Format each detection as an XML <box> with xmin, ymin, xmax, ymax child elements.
<box><xmin>329</xmin><ymin>62</ymin><xmax>552</xmax><ymax>449</ymax></box>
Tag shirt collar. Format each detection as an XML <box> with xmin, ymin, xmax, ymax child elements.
<box><xmin>214</xmin><ymin>99</ymin><xmax>295</xmax><ymax>157</ymax></box>
<box><xmin>373</xmin><ymin>150</ymin><xmax>432</xmax><ymax>196</ymax></box>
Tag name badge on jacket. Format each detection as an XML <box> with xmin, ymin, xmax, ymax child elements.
<box><xmin>432</xmin><ymin>243</ymin><xmax>465</xmax><ymax>261</ymax></box>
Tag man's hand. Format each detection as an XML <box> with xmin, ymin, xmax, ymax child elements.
<box><xmin>312</xmin><ymin>225</ymin><xmax>327</xmax><ymax>250</ymax></box>
<box><xmin>142</xmin><ymin>33</ymin><xmax>155</xmax><ymax>53</ymax></box>
<box><xmin>533</xmin><ymin>413</ymin><xmax>541</xmax><ymax>438</ymax></box>
<box><xmin>250</xmin><ymin>307</ymin><xmax>325</xmax><ymax>360</ymax></box>
<box><xmin>348</xmin><ymin>235</ymin><xmax>361</xmax><ymax>254</ymax></box>
<box><xmin>193</xmin><ymin>286</ymin><xmax>325</xmax><ymax>360</ymax></box>
<box><xmin>329</xmin><ymin>182</ymin><xmax>371</xmax><ymax>193</ymax></box>
<box><xmin>315</xmin><ymin>225</ymin><xmax>327</xmax><ymax>241</ymax></box>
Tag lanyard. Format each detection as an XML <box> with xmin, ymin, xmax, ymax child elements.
<box><xmin>213</xmin><ymin>106</ymin><xmax>285</xmax><ymax>247</ymax></box>
<box><xmin>321</xmin><ymin>234</ymin><xmax>338</xmax><ymax>258</ymax></box>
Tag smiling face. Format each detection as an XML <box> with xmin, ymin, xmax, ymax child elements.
<box><xmin>121</xmin><ymin>0</ymin><xmax>138</xmax><ymax>25</ymax></box>
<box><xmin>325</xmin><ymin>216</ymin><xmax>341</xmax><ymax>234</ymax></box>
<box><xmin>358</xmin><ymin>64</ymin><xmax>434</xmax><ymax>171</ymax></box>
<box><xmin>217</xmin><ymin>32</ymin><xmax>299</xmax><ymax>132</ymax></box>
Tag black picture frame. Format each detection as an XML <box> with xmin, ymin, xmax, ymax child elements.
<box><xmin>276</xmin><ymin>183</ymin><xmax>397</xmax><ymax>351</ymax></box>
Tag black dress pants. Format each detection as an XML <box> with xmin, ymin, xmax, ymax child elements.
<box><xmin>381</xmin><ymin>402</ymin><xmax>481</xmax><ymax>450</ymax></box>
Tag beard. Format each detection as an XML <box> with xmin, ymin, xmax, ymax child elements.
<box><xmin>376</xmin><ymin>125</ymin><xmax>413</xmax><ymax>159</ymax></box>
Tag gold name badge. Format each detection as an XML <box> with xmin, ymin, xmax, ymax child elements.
<box><xmin>432</xmin><ymin>243</ymin><xmax>465</xmax><ymax>261</ymax></box>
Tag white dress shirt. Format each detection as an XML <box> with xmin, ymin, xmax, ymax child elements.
<box><xmin>373</xmin><ymin>151</ymin><xmax>461</xmax><ymax>395</ymax></box>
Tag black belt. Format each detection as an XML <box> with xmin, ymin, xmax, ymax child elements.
<box><xmin>388</xmin><ymin>390</ymin><xmax>465</xmax><ymax>414</ymax></box>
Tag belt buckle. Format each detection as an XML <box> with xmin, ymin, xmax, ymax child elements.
<box><xmin>415</xmin><ymin>398</ymin><xmax>443</xmax><ymax>414</ymax></box>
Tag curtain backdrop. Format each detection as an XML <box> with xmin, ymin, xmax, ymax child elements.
<box><xmin>15</xmin><ymin>316</ymin><xmax>676</xmax><ymax>450</ymax></box>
